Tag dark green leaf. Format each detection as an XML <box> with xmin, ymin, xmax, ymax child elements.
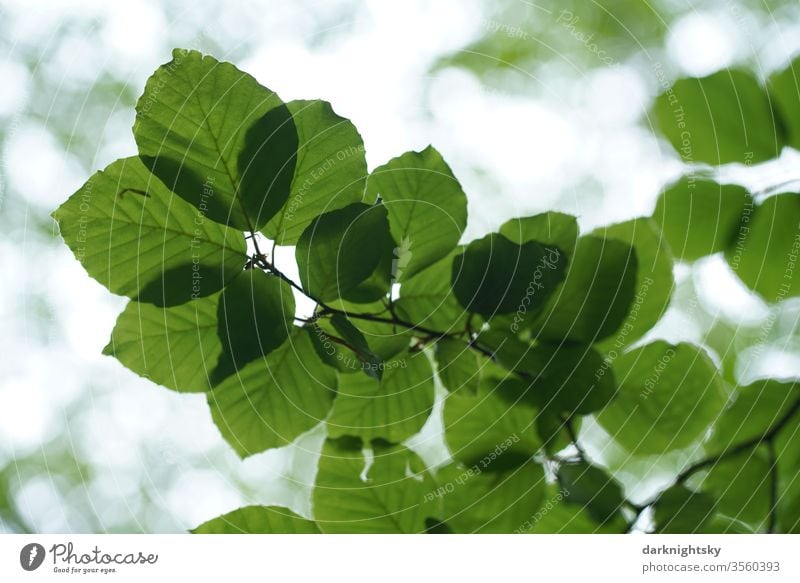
<box><xmin>725</xmin><ymin>193</ymin><xmax>800</xmax><ymax>301</ymax></box>
<box><xmin>103</xmin><ymin>294</ymin><xmax>221</xmax><ymax>393</ymax></box>
<box><xmin>296</xmin><ymin>203</ymin><xmax>392</xmax><ymax>302</ymax></box>
<box><xmin>313</xmin><ymin>439</ymin><xmax>435</xmax><ymax>533</ymax></box>
<box><xmin>596</xmin><ymin>341</ymin><xmax>725</xmax><ymax>455</ymax></box>
<box><xmin>593</xmin><ymin>218</ymin><xmax>674</xmax><ymax>352</ymax></box>
<box><xmin>327</xmin><ymin>351</ymin><xmax>434</xmax><ymax>443</ymax></box>
<box><xmin>557</xmin><ymin>461</ymin><xmax>625</xmax><ymax>525</ymax></box>
<box><xmin>654</xmin><ymin>177</ymin><xmax>752</xmax><ymax>261</ymax></box>
<box><xmin>262</xmin><ymin>99</ymin><xmax>367</xmax><ymax>244</ymax></box>
<box><xmin>366</xmin><ymin>146</ymin><xmax>467</xmax><ymax>281</ymax></box>
<box><xmin>208</xmin><ymin>327</ymin><xmax>336</xmax><ymax>457</ymax></box>
<box><xmin>452</xmin><ymin>233</ymin><xmax>565</xmax><ymax>318</ymax></box>
<box><xmin>212</xmin><ymin>270</ymin><xmax>295</xmax><ymax>383</ymax></box>
<box><xmin>52</xmin><ymin>157</ymin><xmax>246</xmax><ymax>306</ymax></box>
<box><xmin>533</xmin><ymin>235</ymin><xmax>638</xmax><ymax>343</ymax></box>
<box><xmin>497</xmin><ymin>343</ymin><xmax>616</xmax><ymax>416</ymax></box>
<box><xmin>768</xmin><ymin>56</ymin><xmax>800</xmax><ymax>151</ymax></box>
<box><xmin>192</xmin><ymin>505</ymin><xmax>320</xmax><ymax>533</ymax></box>
<box><xmin>435</xmin><ymin>460</ymin><xmax>546</xmax><ymax>533</ymax></box>
<box><xmin>652</xmin><ymin>69</ymin><xmax>782</xmax><ymax>165</ymax></box>
<box><xmin>700</xmin><ymin>447</ymin><xmax>771</xmax><ymax>532</ymax></box>
<box><xmin>523</xmin><ymin>484</ymin><xmax>627</xmax><ymax>533</ymax></box>
<box><xmin>654</xmin><ymin>485</ymin><xmax>716</xmax><ymax>533</ymax></box>
<box><xmin>134</xmin><ymin>49</ymin><xmax>297</xmax><ymax>230</ymax></box>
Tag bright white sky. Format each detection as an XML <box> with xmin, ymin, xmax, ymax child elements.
<box><xmin>1</xmin><ymin>0</ymin><xmax>799</xmax><ymax>532</ymax></box>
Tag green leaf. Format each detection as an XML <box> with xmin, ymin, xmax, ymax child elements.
<box><xmin>103</xmin><ymin>294</ymin><xmax>221</xmax><ymax>393</ymax></box>
<box><xmin>191</xmin><ymin>505</ymin><xmax>320</xmax><ymax>533</ymax></box>
<box><xmin>700</xmin><ymin>447</ymin><xmax>771</xmax><ymax>532</ymax></box>
<box><xmin>394</xmin><ymin>250</ymin><xmax>469</xmax><ymax>332</ymax></box>
<box><xmin>327</xmin><ymin>352</ymin><xmax>434</xmax><ymax>443</ymax></box>
<box><xmin>435</xmin><ymin>338</ymin><xmax>482</xmax><ymax>395</ymax></box>
<box><xmin>523</xmin><ymin>484</ymin><xmax>626</xmax><ymax>533</ymax></box>
<box><xmin>652</xmin><ymin>69</ymin><xmax>782</xmax><ymax>166</ymax></box>
<box><xmin>768</xmin><ymin>56</ymin><xmax>800</xmax><ymax>151</ymax></box>
<box><xmin>725</xmin><ymin>193</ymin><xmax>800</xmax><ymax>301</ymax></box>
<box><xmin>496</xmin><ymin>343</ymin><xmax>616</xmax><ymax>416</ymax></box>
<box><xmin>708</xmin><ymin>379</ymin><xmax>799</xmax><ymax>455</ymax></box>
<box><xmin>654</xmin><ymin>485</ymin><xmax>716</xmax><ymax>533</ymax></box>
<box><xmin>52</xmin><ymin>157</ymin><xmax>246</xmax><ymax>306</ymax></box>
<box><xmin>313</xmin><ymin>438</ymin><xmax>435</xmax><ymax>533</ymax></box>
<box><xmin>653</xmin><ymin>177</ymin><xmax>752</xmax><ymax>261</ymax></box>
<box><xmin>596</xmin><ymin>341</ymin><xmax>725</xmax><ymax>455</ymax></box>
<box><xmin>212</xmin><ymin>270</ymin><xmax>295</xmax><ymax>384</ymax></box>
<box><xmin>452</xmin><ymin>233</ymin><xmax>566</xmax><ymax>318</ymax></box>
<box><xmin>435</xmin><ymin>460</ymin><xmax>546</xmax><ymax>533</ymax></box>
<box><xmin>366</xmin><ymin>146</ymin><xmax>468</xmax><ymax>281</ymax></box>
<box><xmin>134</xmin><ymin>49</ymin><xmax>297</xmax><ymax>230</ymax></box>
<box><xmin>262</xmin><ymin>99</ymin><xmax>368</xmax><ymax>244</ymax></box>
<box><xmin>296</xmin><ymin>203</ymin><xmax>392</xmax><ymax>302</ymax></box>
<box><xmin>557</xmin><ymin>461</ymin><xmax>625</xmax><ymax>525</ymax></box>
<box><xmin>593</xmin><ymin>218</ymin><xmax>674</xmax><ymax>352</ymax></box>
<box><xmin>499</xmin><ymin>211</ymin><xmax>579</xmax><ymax>255</ymax></box>
<box><xmin>532</xmin><ymin>235</ymin><xmax>638</xmax><ymax>343</ymax></box>
<box><xmin>443</xmin><ymin>383</ymin><xmax>541</xmax><ymax>469</ymax></box>
<box><xmin>207</xmin><ymin>327</ymin><xmax>336</xmax><ymax>457</ymax></box>
<box><xmin>775</xmin><ymin>419</ymin><xmax>800</xmax><ymax>533</ymax></box>
<box><xmin>328</xmin><ymin>314</ymin><xmax>384</xmax><ymax>379</ymax></box>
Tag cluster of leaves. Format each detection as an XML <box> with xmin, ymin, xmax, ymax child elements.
<box><xmin>53</xmin><ymin>49</ymin><xmax>800</xmax><ymax>533</ymax></box>
<box><xmin>651</xmin><ymin>61</ymin><xmax>800</xmax><ymax>302</ymax></box>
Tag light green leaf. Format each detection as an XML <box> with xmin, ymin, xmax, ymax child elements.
<box><xmin>296</xmin><ymin>203</ymin><xmax>392</xmax><ymax>302</ymax></box>
<box><xmin>593</xmin><ymin>218</ymin><xmax>674</xmax><ymax>352</ymax></box>
<box><xmin>435</xmin><ymin>338</ymin><xmax>482</xmax><ymax>395</ymax></box>
<box><xmin>708</xmin><ymin>379</ymin><xmax>799</xmax><ymax>455</ymax></box>
<box><xmin>653</xmin><ymin>69</ymin><xmax>782</xmax><ymax>166</ymax></box>
<box><xmin>394</xmin><ymin>249</ymin><xmax>469</xmax><ymax>332</ymax></box>
<box><xmin>327</xmin><ymin>352</ymin><xmax>434</xmax><ymax>443</ymax></box>
<box><xmin>52</xmin><ymin>157</ymin><xmax>246</xmax><ymax>306</ymax></box>
<box><xmin>499</xmin><ymin>211</ymin><xmax>579</xmax><ymax>255</ymax></box>
<box><xmin>313</xmin><ymin>438</ymin><xmax>435</xmax><ymax>533</ymax></box>
<box><xmin>134</xmin><ymin>49</ymin><xmax>297</xmax><ymax>230</ymax></box>
<box><xmin>435</xmin><ymin>460</ymin><xmax>546</xmax><ymax>533</ymax></box>
<box><xmin>263</xmin><ymin>99</ymin><xmax>368</xmax><ymax>244</ymax></box>
<box><xmin>192</xmin><ymin>505</ymin><xmax>320</xmax><ymax>533</ymax></box>
<box><xmin>103</xmin><ymin>294</ymin><xmax>221</xmax><ymax>393</ymax></box>
<box><xmin>533</xmin><ymin>235</ymin><xmax>638</xmax><ymax>343</ymax></box>
<box><xmin>443</xmin><ymin>382</ymin><xmax>541</xmax><ymax>469</ymax></box>
<box><xmin>452</xmin><ymin>233</ymin><xmax>566</xmax><ymax>318</ymax></box>
<box><xmin>596</xmin><ymin>342</ymin><xmax>725</xmax><ymax>455</ymax></box>
<box><xmin>725</xmin><ymin>193</ymin><xmax>800</xmax><ymax>301</ymax></box>
<box><xmin>653</xmin><ymin>177</ymin><xmax>752</xmax><ymax>261</ymax></box>
<box><xmin>208</xmin><ymin>327</ymin><xmax>336</xmax><ymax>457</ymax></box>
<box><xmin>366</xmin><ymin>146</ymin><xmax>467</xmax><ymax>280</ymax></box>
<box><xmin>213</xmin><ymin>270</ymin><xmax>295</xmax><ymax>384</ymax></box>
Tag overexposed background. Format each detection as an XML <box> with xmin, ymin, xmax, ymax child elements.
<box><xmin>1</xmin><ymin>0</ymin><xmax>799</xmax><ymax>532</ymax></box>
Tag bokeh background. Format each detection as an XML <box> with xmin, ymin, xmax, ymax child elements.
<box><xmin>2</xmin><ymin>0</ymin><xmax>800</xmax><ymax>533</ymax></box>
